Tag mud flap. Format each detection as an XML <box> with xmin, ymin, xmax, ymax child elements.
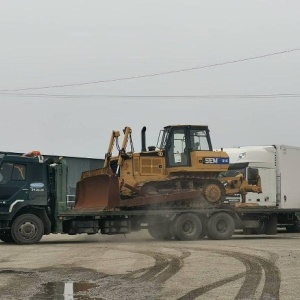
<box><xmin>74</xmin><ymin>174</ymin><xmax>121</xmax><ymax>210</ymax></box>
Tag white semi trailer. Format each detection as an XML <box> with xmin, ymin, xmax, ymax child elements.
<box><xmin>223</xmin><ymin>145</ymin><xmax>300</xmax><ymax>232</ymax></box>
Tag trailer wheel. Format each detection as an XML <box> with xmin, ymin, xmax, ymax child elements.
<box><xmin>11</xmin><ymin>214</ymin><xmax>44</xmax><ymax>244</ymax></box>
<box><xmin>207</xmin><ymin>212</ymin><xmax>235</xmax><ymax>240</ymax></box>
<box><xmin>148</xmin><ymin>223</ymin><xmax>173</xmax><ymax>240</ymax></box>
<box><xmin>0</xmin><ymin>233</ymin><xmax>15</xmax><ymax>244</ymax></box>
<box><xmin>173</xmin><ymin>213</ymin><xmax>202</xmax><ymax>241</ymax></box>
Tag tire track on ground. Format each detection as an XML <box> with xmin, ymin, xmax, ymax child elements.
<box><xmin>175</xmin><ymin>248</ymin><xmax>262</xmax><ymax>300</ymax></box>
<box><xmin>257</xmin><ymin>256</ymin><xmax>280</xmax><ymax>300</ymax></box>
<box><xmin>172</xmin><ymin>247</ymin><xmax>280</xmax><ymax>300</ymax></box>
<box><xmin>225</xmin><ymin>251</ymin><xmax>280</xmax><ymax>300</ymax></box>
<box><xmin>118</xmin><ymin>248</ymin><xmax>190</xmax><ymax>283</ymax></box>
<box><xmin>177</xmin><ymin>271</ymin><xmax>246</xmax><ymax>300</ymax></box>
<box><xmin>108</xmin><ymin>245</ymin><xmax>280</xmax><ymax>299</ymax></box>
<box><xmin>225</xmin><ymin>245</ymin><xmax>281</xmax><ymax>299</ymax></box>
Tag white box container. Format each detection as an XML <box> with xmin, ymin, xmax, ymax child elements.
<box><xmin>276</xmin><ymin>145</ymin><xmax>300</xmax><ymax>209</ymax></box>
<box><xmin>223</xmin><ymin>145</ymin><xmax>300</xmax><ymax>209</ymax></box>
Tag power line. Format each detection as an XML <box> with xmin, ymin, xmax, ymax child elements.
<box><xmin>1</xmin><ymin>92</ymin><xmax>300</xmax><ymax>99</ymax></box>
<box><xmin>0</xmin><ymin>47</ymin><xmax>299</xmax><ymax>92</ymax></box>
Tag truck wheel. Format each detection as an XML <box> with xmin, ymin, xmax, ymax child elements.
<box><xmin>0</xmin><ymin>234</ymin><xmax>15</xmax><ymax>244</ymax></box>
<box><xmin>207</xmin><ymin>212</ymin><xmax>235</xmax><ymax>240</ymax></box>
<box><xmin>11</xmin><ymin>214</ymin><xmax>44</xmax><ymax>244</ymax></box>
<box><xmin>148</xmin><ymin>223</ymin><xmax>173</xmax><ymax>240</ymax></box>
<box><xmin>173</xmin><ymin>213</ymin><xmax>202</xmax><ymax>241</ymax></box>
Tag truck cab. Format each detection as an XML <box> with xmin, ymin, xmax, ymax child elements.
<box><xmin>0</xmin><ymin>153</ymin><xmax>67</xmax><ymax>244</ymax></box>
<box><xmin>0</xmin><ymin>154</ymin><xmax>49</xmax><ymax>214</ymax></box>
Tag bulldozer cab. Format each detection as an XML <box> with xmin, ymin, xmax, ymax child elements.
<box><xmin>158</xmin><ymin>125</ymin><xmax>213</xmax><ymax>168</ymax></box>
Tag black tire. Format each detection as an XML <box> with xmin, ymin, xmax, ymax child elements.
<box><xmin>11</xmin><ymin>214</ymin><xmax>44</xmax><ymax>244</ymax></box>
<box><xmin>0</xmin><ymin>233</ymin><xmax>15</xmax><ymax>244</ymax></box>
<box><xmin>148</xmin><ymin>223</ymin><xmax>173</xmax><ymax>240</ymax></box>
<box><xmin>207</xmin><ymin>212</ymin><xmax>235</xmax><ymax>240</ymax></box>
<box><xmin>173</xmin><ymin>213</ymin><xmax>202</xmax><ymax>241</ymax></box>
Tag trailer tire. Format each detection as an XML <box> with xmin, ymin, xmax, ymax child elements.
<box><xmin>148</xmin><ymin>223</ymin><xmax>173</xmax><ymax>240</ymax></box>
<box><xmin>207</xmin><ymin>212</ymin><xmax>235</xmax><ymax>240</ymax></box>
<box><xmin>11</xmin><ymin>214</ymin><xmax>44</xmax><ymax>244</ymax></box>
<box><xmin>173</xmin><ymin>213</ymin><xmax>202</xmax><ymax>241</ymax></box>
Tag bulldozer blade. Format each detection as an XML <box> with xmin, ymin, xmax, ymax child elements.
<box><xmin>74</xmin><ymin>174</ymin><xmax>121</xmax><ymax>210</ymax></box>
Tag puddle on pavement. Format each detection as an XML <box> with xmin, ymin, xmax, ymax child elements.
<box><xmin>30</xmin><ymin>281</ymin><xmax>102</xmax><ymax>300</ymax></box>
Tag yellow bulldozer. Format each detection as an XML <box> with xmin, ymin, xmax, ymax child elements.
<box><xmin>75</xmin><ymin>125</ymin><xmax>261</xmax><ymax>210</ymax></box>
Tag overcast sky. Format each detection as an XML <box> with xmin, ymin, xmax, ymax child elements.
<box><xmin>0</xmin><ymin>1</ymin><xmax>299</xmax><ymax>158</ymax></box>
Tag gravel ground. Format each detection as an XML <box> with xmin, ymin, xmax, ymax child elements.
<box><xmin>0</xmin><ymin>230</ymin><xmax>299</xmax><ymax>300</ymax></box>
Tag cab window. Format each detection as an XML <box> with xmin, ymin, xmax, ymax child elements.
<box><xmin>12</xmin><ymin>164</ymin><xmax>26</xmax><ymax>181</ymax></box>
<box><xmin>190</xmin><ymin>129</ymin><xmax>210</xmax><ymax>151</ymax></box>
<box><xmin>167</xmin><ymin>128</ymin><xmax>188</xmax><ymax>166</ymax></box>
<box><xmin>0</xmin><ymin>163</ymin><xmax>13</xmax><ymax>184</ymax></box>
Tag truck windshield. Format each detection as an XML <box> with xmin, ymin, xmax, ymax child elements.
<box><xmin>0</xmin><ymin>154</ymin><xmax>3</xmax><ymax>165</ymax></box>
